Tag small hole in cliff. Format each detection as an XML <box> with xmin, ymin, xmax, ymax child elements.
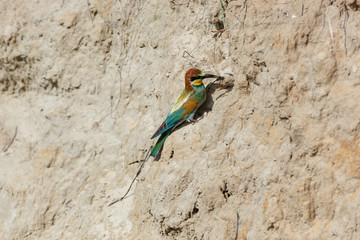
<box><xmin>192</xmin><ymin>206</ymin><xmax>199</xmax><ymax>215</ymax></box>
<box><xmin>214</xmin><ymin>19</ymin><xmax>224</xmax><ymax>30</ymax></box>
<box><xmin>91</xmin><ymin>9</ymin><xmax>98</xmax><ymax>17</ymax></box>
<box><xmin>267</xmin><ymin>222</ymin><xmax>275</xmax><ymax>230</ymax></box>
<box><xmin>170</xmin><ymin>150</ymin><xmax>174</xmax><ymax>159</ymax></box>
<box><xmin>220</xmin><ymin>182</ymin><xmax>232</xmax><ymax>201</ymax></box>
<box><xmin>164</xmin><ymin>226</ymin><xmax>182</xmax><ymax>236</ymax></box>
<box><xmin>349</xmin><ymin>1</ymin><xmax>359</xmax><ymax>11</ymax></box>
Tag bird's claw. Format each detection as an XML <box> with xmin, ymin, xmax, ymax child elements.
<box><xmin>187</xmin><ymin>117</ymin><xmax>196</xmax><ymax>123</ymax></box>
<box><xmin>187</xmin><ymin>115</ymin><xmax>204</xmax><ymax>124</ymax></box>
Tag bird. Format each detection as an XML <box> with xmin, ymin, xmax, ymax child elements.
<box><xmin>150</xmin><ymin>68</ymin><xmax>217</xmax><ymax>158</ymax></box>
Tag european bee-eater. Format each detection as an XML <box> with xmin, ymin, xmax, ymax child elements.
<box><xmin>150</xmin><ymin>68</ymin><xmax>217</xmax><ymax>157</ymax></box>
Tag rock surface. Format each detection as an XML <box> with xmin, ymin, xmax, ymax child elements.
<box><xmin>1</xmin><ymin>0</ymin><xmax>360</xmax><ymax>239</ymax></box>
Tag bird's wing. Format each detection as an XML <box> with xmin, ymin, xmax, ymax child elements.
<box><xmin>151</xmin><ymin>90</ymin><xmax>200</xmax><ymax>139</ymax></box>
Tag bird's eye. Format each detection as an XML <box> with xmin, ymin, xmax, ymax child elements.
<box><xmin>190</xmin><ymin>76</ymin><xmax>198</xmax><ymax>81</ymax></box>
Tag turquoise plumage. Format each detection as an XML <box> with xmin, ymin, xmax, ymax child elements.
<box><xmin>151</xmin><ymin>68</ymin><xmax>217</xmax><ymax>158</ymax></box>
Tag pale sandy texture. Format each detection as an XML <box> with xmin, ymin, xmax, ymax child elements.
<box><xmin>1</xmin><ymin>0</ymin><xmax>360</xmax><ymax>239</ymax></box>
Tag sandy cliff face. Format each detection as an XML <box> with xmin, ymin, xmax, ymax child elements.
<box><xmin>1</xmin><ymin>0</ymin><xmax>360</xmax><ymax>239</ymax></box>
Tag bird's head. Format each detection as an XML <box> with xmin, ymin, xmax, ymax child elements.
<box><xmin>185</xmin><ymin>68</ymin><xmax>217</xmax><ymax>87</ymax></box>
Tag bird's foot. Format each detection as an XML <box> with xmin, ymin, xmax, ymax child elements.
<box><xmin>187</xmin><ymin>115</ymin><xmax>204</xmax><ymax>124</ymax></box>
<box><xmin>187</xmin><ymin>117</ymin><xmax>196</xmax><ymax>123</ymax></box>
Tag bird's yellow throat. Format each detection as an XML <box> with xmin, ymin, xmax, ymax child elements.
<box><xmin>192</xmin><ymin>79</ymin><xmax>203</xmax><ymax>86</ymax></box>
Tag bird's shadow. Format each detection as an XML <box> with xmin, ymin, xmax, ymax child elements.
<box><xmin>153</xmin><ymin>78</ymin><xmax>234</xmax><ymax>160</ymax></box>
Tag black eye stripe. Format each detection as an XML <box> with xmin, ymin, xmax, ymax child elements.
<box><xmin>190</xmin><ymin>76</ymin><xmax>198</xmax><ymax>81</ymax></box>
<box><xmin>190</xmin><ymin>76</ymin><xmax>204</xmax><ymax>81</ymax></box>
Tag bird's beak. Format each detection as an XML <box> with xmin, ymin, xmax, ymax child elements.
<box><xmin>201</xmin><ymin>74</ymin><xmax>218</xmax><ymax>79</ymax></box>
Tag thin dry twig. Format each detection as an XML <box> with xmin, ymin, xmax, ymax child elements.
<box><xmin>302</xmin><ymin>4</ymin><xmax>304</xmax><ymax>16</ymax></box>
<box><xmin>211</xmin><ymin>29</ymin><xmax>227</xmax><ymax>33</ymax></box>
<box><xmin>108</xmin><ymin>148</ymin><xmax>151</xmax><ymax>206</ymax></box>
<box><xmin>318</xmin><ymin>0</ymin><xmax>324</xmax><ymax>13</ymax></box>
<box><xmin>206</xmin><ymin>76</ymin><xmax>225</xmax><ymax>90</ymax></box>
<box><xmin>343</xmin><ymin>0</ymin><xmax>349</xmax><ymax>56</ymax></box>
<box><xmin>234</xmin><ymin>212</ymin><xmax>240</xmax><ymax>240</ymax></box>
<box><xmin>242</xmin><ymin>0</ymin><xmax>248</xmax><ymax>28</ymax></box>
<box><xmin>326</xmin><ymin>13</ymin><xmax>334</xmax><ymax>41</ymax></box>
<box><xmin>182</xmin><ymin>51</ymin><xmax>194</xmax><ymax>59</ymax></box>
<box><xmin>219</xmin><ymin>0</ymin><xmax>226</xmax><ymax>29</ymax></box>
<box><xmin>3</xmin><ymin>127</ymin><xmax>17</xmax><ymax>152</ymax></box>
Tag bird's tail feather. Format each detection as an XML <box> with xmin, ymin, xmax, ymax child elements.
<box><xmin>151</xmin><ymin>121</ymin><xmax>168</xmax><ymax>139</ymax></box>
<box><xmin>151</xmin><ymin>129</ymin><xmax>173</xmax><ymax>158</ymax></box>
